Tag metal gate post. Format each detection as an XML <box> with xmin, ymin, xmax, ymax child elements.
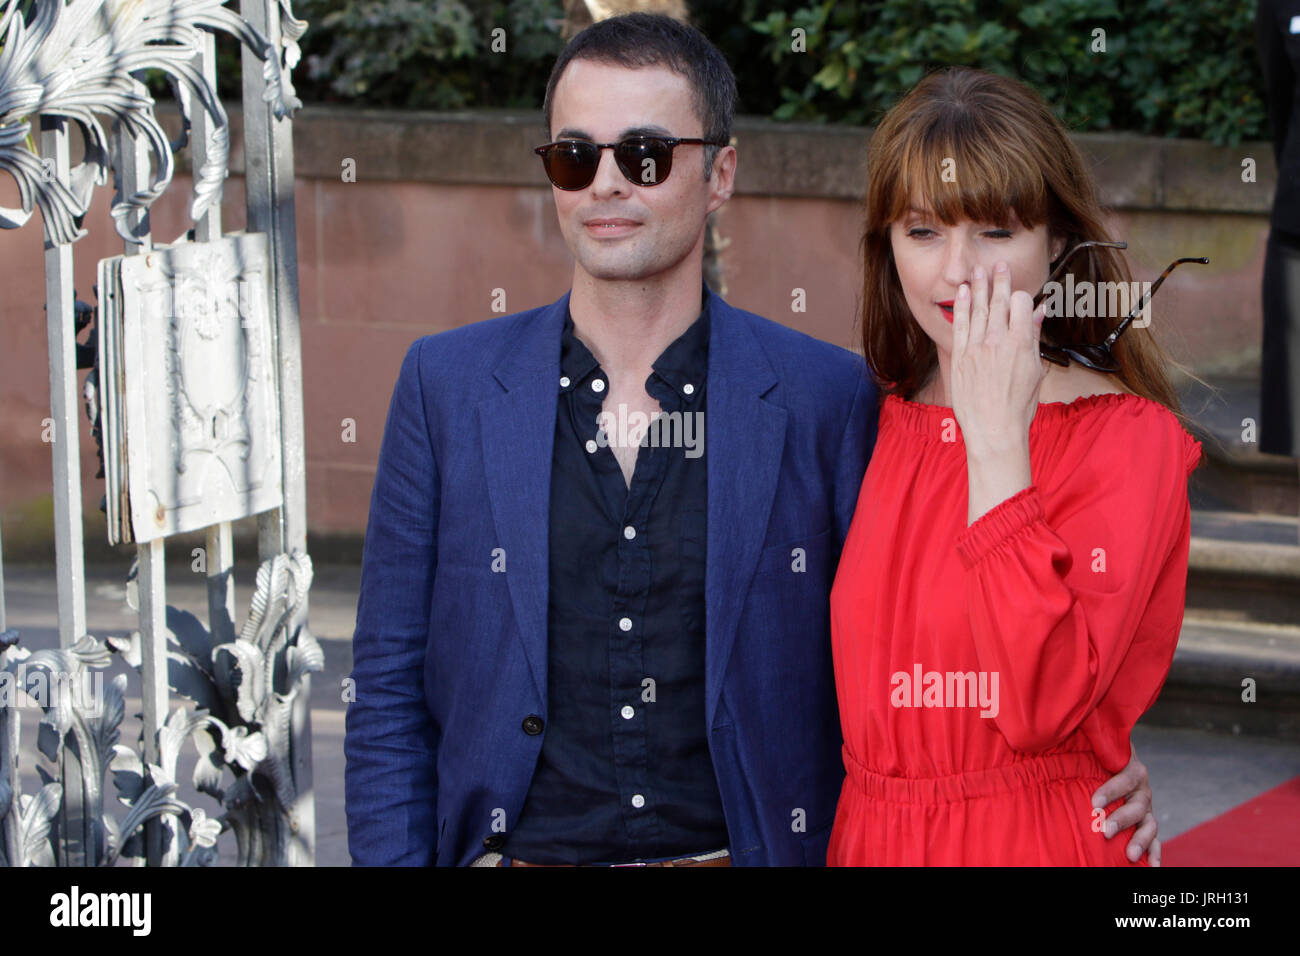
<box><xmin>241</xmin><ymin>0</ymin><xmax>314</xmax><ymax>867</ymax></box>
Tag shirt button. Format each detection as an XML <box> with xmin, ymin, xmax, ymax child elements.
<box><xmin>631</xmin><ymin>794</ymin><xmax>646</xmax><ymax>809</ymax></box>
<box><xmin>560</xmin><ymin>375</ymin><xmax>570</xmax><ymax>388</ymax></box>
<box><xmin>521</xmin><ymin>715</ymin><xmax>544</xmax><ymax>735</ymax></box>
<box><xmin>592</xmin><ymin>379</ymin><xmax>605</xmax><ymax>393</ymax></box>
<box><xmin>483</xmin><ymin>834</ymin><xmax>505</xmax><ymax>850</ymax></box>
<box><xmin>618</xmin><ymin>617</ymin><xmax>632</xmax><ymax>632</ymax></box>
<box><xmin>585</xmin><ymin>439</ymin><xmax>598</xmax><ymax>453</ymax></box>
<box><xmin>683</xmin><ymin>383</ymin><xmax>695</xmax><ymax>395</ymax></box>
<box><xmin>623</xmin><ymin>525</ymin><xmax>636</xmax><ymax>540</ymax></box>
<box><xmin>621</xmin><ymin>705</ymin><xmax>635</xmax><ymax>719</ymax></box>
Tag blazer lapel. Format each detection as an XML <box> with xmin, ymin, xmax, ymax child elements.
<box><xmin>704</xmin><ymin>292</ymin><xmax>787</xmax><ymax>730</ymax></box>
<box><xmin>478</xmin><ymin>293</ymin><xmax>567</xmax><ymax>702</ymax></box>
<box><xmin>476</xmin><ymin>288</ymin><xmax>787</xmax><ymax>723</ymax></box>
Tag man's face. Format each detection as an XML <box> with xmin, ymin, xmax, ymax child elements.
<box><xmin>546</xmin><ymin>59</ymin><xmax>734</xmax><ymax>283</ymax></box>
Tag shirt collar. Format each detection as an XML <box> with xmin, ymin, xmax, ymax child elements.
<box><xmin>558</xmin><ymin>313</ymin><xmax>600</xmax><ymax>393</ymax></box>
<box><xmin>559</xmin><ymin>283</ymin><xmax>710</xmax><ymax>402</ymax></box>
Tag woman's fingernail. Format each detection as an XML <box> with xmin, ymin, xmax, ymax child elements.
<box><xmin>995</xmin><ymin>261</ymin><xmax>1008</xmax><ymax>274</ymax></box>
<box><xmin>957</xmin><ymin>284</ymin><xmax>969</xmax><ymax>299</ymax></box>
<box><xmin>973</xmin><ymin>265</ymin><xmax>986</xmax><ymax>280</ymax></box>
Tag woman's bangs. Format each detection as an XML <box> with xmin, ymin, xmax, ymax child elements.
<box><xmin>886</xmin><ymin>118</ymin><xmax>1050</xmax><ymax>230</ymax></box>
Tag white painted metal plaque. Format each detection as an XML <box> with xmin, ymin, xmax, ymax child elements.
<box><xmin>108</xmin><ymin>233</ymin><xmax>283</xmax><ymax>542</ymax></box>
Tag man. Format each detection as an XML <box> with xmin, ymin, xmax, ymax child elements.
<box><xmin>1256</xmin><ymin>0</ymin><xmax>1300</xmax><ymax>542</ymax></box>
<box><xmin>344</xmin><ymin>12</ymin><xmax>1161</xmax><ymax>866</ymax></box>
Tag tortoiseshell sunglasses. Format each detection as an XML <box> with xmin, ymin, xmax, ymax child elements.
<box><xmin>1030</xmin><ymin>240</ymin><xmax>1209</xmax><ymax>372</ymax></box>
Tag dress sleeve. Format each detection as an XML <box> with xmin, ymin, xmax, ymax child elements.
<box><xmin>953</xmin><ymin>403</ymin><xmax>1202</xmax><ymax>754</ymax></box>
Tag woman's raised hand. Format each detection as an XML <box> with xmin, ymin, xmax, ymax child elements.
<box><xmin>950</xmin><ymin>261</ymin><xmax>1048</xmax><ymax>458</ymax></box>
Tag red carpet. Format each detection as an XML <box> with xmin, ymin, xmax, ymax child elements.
<box><xmin>1163</xmin><ymin>775</ymin><xmax>1300</xmax><ymax>866</ymax></box>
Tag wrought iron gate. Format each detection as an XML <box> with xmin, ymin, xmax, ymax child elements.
<box><xmin>0</xmin><ymin>0</ymin><xmax>319</xmax><ymax>866</ymax></box>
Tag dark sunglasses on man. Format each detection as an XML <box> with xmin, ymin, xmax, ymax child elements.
<box><xmin>534</xmin><ymin>135</ymin><xmax>729</xmax><ymax>191</ymax></box>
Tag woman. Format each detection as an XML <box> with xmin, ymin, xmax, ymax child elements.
<box><xmin>827</xmin><ymin>67</ymin><xmax>1203</xmax><ymax>865</ymax></box>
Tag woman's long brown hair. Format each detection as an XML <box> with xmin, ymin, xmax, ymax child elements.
<box><xmin>859</xmin><ymin>66</ymin><xmax>1190</xmax><ymax>419</ymax></box>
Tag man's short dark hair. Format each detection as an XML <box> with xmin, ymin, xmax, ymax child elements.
<box><xmin>542</xmin><ymin>13</ymin><xmax>737</xmax><ymax>179</ymax></box>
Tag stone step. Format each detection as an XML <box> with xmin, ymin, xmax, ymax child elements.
<box><xmin>1191</xmin><ymin>442</ymin><xmax>1298</xmax><ymax>515</ymax></box>
<box><xmin>1147</xmin><ymin>615</ymin><xmax>1300</xmax><ymax>738</ymax></box>
<box><xmin>1186</xmin><ymin>510</ymin><xmax>1300</xmax><ymax>627</ymax></box>
<box><xmin>1191</xmin><ymin>509</ymin><xmax>1298</xmax><ymax>545</ymax></box>
<box><xmin>1181</xmin><ymin>377</ymin><xmax>1298</xmax><ymax>515</ymax></box>
<box><xmin>1190</xmin><ymin>509</ymin><xmax>1300</xmax><ymax>629</ymax></box>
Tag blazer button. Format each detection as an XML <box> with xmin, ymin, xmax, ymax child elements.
<box><xmin>483</xmin><ymin>834</ymin><xmax>505</xmax><ymax>851</ymax></box>
<box><xmin>522</xmin><ymin>715</ymin><xmax>544</xmax><ymax>735</ymax></box>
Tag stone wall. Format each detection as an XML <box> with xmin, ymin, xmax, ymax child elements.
<box><xmin>0</xmin><ymin>104</ymin><xmax>1279</xmax><ymax>552</ymax></box>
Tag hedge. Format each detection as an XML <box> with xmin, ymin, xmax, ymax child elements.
<box><xmin>144</xmin><ymin>0</ymin><xmax>1271</xmax><ymax>147</ymax></box>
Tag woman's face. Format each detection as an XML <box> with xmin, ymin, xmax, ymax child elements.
<box><xmin>888</xmin><ymin>197</ymin><xmax>1065</xmax><ymax>355</ymax></box>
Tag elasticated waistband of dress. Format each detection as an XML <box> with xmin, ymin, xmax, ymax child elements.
<box><xmin>841</xmin><ymin>746</ymin><xmax>1110</xmax><ymax>805</ymax></box>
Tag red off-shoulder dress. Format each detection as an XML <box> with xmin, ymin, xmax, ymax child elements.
<box><xmin>827</xmin><ymin>392</ymin><xmax>1202</xmax><ymax>866</ymax></box>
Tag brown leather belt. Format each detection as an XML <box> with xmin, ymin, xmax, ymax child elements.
<box><xmin>501</xmin><ymin>850</ymin><xmax>730</xmax><ymax>867</ymax></box>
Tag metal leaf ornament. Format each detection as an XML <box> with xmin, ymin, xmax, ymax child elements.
<box><xmin>105</xmin><ymin>549</ymin><xmax>319</xmax><ymax>864</ymax></box>
<box><xmin>0</xmin><ymin>0</ymin><xmax>306</xmax><ymax>246</ymax></box>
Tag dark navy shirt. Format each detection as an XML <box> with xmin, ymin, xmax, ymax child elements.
<box><xmin>502</xmin><ymin>288</ymin><xmax>727</xmax><ymax>864</ymax></box>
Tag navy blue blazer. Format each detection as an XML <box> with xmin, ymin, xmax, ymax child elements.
<box><xmin>344</xmin><ymin>287</ymin><xmax>878</xmax><ymax>866</ymax></box>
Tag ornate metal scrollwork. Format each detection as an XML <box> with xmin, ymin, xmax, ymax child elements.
<box><xmin>0</xmin><ymin>0</ymin><xmax>307</xmax><ymax>246</ymax></box>
<box><xmin>0</xmin><ymin>549</ymin><xmax>321</xmax><ymax>866</ymax></box>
